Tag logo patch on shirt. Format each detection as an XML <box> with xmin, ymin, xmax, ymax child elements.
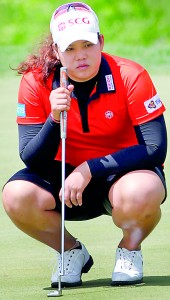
<box><xmin>105</xmin><ymin>110</ymin><xmax>114</xmax><ymax>119</ymax></box>
<box><xmin>17</xmin><ymin>103</ymin><xmax>26</xmax><ymax>117</ymax></box>
<box><xmin>144</xmin><ymin>94</ymin><xmax>162</xmax><ymax>113</ymax></box>
<box><xmin>105</xmin><ymin>74</ymin><xmax>115</xmax><ymax>91</ymax></box>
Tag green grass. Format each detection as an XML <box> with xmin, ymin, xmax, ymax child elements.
<box><xmin>0</xmin><ymin>208</ymin><xmax>170</xmax><ymax>299</ymax></box>
<box><xmin>1</xmin><ymin>0</ymin><xmax>169</xmax><ymax>77</ymax></box>
<box><xmin>1</xmin><ymin>0</ymin><xmax>170</xmax><ymax>78</ymax></box>
<box><xmin>0</xmin><ymin>72</ymin><xmax>170</xmax><ymax>299</ymax></box>
<box><xmin>1</xmin><ymin>0</ymin><xmax>170</xmax><ymax>46</ymax></box>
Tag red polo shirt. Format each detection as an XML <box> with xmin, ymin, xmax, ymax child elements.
<box><xmin>17</xmin><ymin>52</ymin><xmax>165</xmax><ymax>166</ymax></box>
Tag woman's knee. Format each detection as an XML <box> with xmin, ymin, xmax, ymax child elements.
<box><xmin>2</xmin><ymin>181</ymin><xmax>33</xmax><ymax>216</ymax></box>
<box><xmin>2</xmin><ymin>180</ymin><xmax>50</xmax><ymax>219</ymax></box>
<box><xmin>2</xmin><ymin>180</ymin><xmax>56</xmax><ymax>218</ymax></box>
<box><xmin>109</xmin><ymin>170</ymin><xmax>165</xmax><ymax>212</ymax></box>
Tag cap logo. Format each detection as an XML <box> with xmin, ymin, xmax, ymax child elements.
<box><xmin>58</xmin><ymin>17</ymin><xmax>90</xmax><ymax>31</ymax></box>
<box><xmin>58</xmin><ymin>22</ymin><xmax>66</xmax><ymax>31</ymax></box>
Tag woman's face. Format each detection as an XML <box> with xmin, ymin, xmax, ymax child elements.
<box><xmin>55</xmin><ymin>35</ymin><xmax>104</xmax><ymax>82</ymax></box>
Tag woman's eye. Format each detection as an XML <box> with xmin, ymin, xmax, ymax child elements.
<box><xmin>85</xmin><ymin>43</ymin><xmax>93</xmax><ymax>47</ymax></box>
<box><xmin>66</xmin><ymin>47</ymin><xmax>73</xmax><ymax>51</ymax></box>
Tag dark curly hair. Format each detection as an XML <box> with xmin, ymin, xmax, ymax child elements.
<box><xmin>15</xmin><ymin>34</ymin><xmax>60</xmax><ymax>85</ymax></box>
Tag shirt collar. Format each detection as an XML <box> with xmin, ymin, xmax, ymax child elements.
<box><xmin>52</xmin><ymin>55</ymin><xmax>116</xmax><ymax>97</ymax></box>
<box><xmin>90</xmin><ymin>55</ymin><xmax>116</xmax><ymax>101</ymax></box>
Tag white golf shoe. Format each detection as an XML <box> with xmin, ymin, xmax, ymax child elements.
<box><xmin>51</xmin><ymin>242</ymin><xmax>93</xmax><ymax>287</ymax></box>
<box><xmin>112</xmin><ymin>247</ymin><xmax>143</xmax><ymax>285</ymax></box>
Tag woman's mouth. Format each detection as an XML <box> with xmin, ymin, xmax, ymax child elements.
<box><xmin>77</xmin><ymin>64</ymin><xmax>89</xmax><ymax>70</ymax></box>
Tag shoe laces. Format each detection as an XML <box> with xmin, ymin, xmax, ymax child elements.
<box><xmin>118</xmin><ymin>248</ymin><xmax>138</xmax><ymax>271</ymax></box>
<box><xmin>52</xmin><ymin>248</ymin><xmax>77</xmax><ymax>276</ymax></box>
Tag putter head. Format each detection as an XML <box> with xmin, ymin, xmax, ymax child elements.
<box><xmin>47</xmin><ymin>290</ymin><xmax>62</xmax><ymax>297</ymax></box>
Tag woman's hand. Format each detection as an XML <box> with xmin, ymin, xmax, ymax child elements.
<box><xmin>59</xmin><ymin>162</ymin><xmax>92</xmax><ymax>208</ymax></box>
<box><xmin>49</xmin><ymin>84</ymin><xmax>74</xmax><ymax>121</ymax></box>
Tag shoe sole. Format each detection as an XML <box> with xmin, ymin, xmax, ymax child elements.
<box><xmin>51</xmin><ymin>255</ymin><xmax>94</xmax><ymax>288</ymax></box>
<box><xmin>111</xmin><ymin>278</ymin><xmax>143</xmax><ymax>286</ymax></box>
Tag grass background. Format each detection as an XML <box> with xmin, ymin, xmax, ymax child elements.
<box><xmin>0</xmin><ymin>0</ymin><xmax>170</xmax><ymax>299</ymax></box>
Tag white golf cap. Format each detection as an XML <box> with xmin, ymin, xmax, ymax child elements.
<box><xmin>50</xmin><ymin>2</ymin><xmax>100</xmax><ymax>52</ymax></box>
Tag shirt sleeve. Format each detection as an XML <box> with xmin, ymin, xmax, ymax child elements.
<box><xmin>121</xmin><ymin>64</ymin><xmax>166</xmax><ymax>125</ymax></box>
<box><xmin>19</xmin><ymin>116</ymin><xmax>61</xmax><ymax>168</ymax></box>
<box><xmin>16</xmin><ymin>72</ymin><xmax>51</xmax><ymax>124</ymax></box>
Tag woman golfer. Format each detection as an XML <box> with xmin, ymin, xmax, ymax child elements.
<box><xmin>2</xmin><ymin>2</ymin><xmax>167</xmax><ymax>287</ymax></box>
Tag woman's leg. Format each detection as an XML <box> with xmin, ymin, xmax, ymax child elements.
<box><xmin>2</xmin><ymin>180</ymin><xmax>94</xmax><ymax>287</ymax></box>
<box><xmin>2</xmin><ymin>180</ymin><xmax>76</xmax><ymax>251</ymax></box>
<box><xmin>109</xmin><ymin>170</ymin><xmax>165</xmax><ymax>250</ymax></box>
<box><xmin>109</xmin><ymin>169</ymin><xmax>165</xmax><ymax>285</ymax></box>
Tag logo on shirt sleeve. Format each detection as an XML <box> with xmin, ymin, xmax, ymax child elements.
<box><xmin>144</xmin><ymin>94</ymin><xmax>162</xmax><ymax>113</ymax></box>
<box><xmin>17</xmin><ymin>103</ymin><xmax>26</xmax><ymax>117</ymax></box>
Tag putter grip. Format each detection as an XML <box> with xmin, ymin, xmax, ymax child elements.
<box><xmin>60</xmin><ymin>67</ymin><xmax>69</xmax><ymax>88</ymax></box>
<box><xmin>60</xmin><ymin>67</ymin><xmax>68</xmax><ymax>138</ymax></box>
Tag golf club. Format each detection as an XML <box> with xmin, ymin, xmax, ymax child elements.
<box><xmin>47</xmin><ymin>67</ymin><xmax>68</xmax><ymax>297</ymax></box>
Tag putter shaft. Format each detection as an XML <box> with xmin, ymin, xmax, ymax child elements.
<box><xmin>60</xmin><ymin>67</ymin><xmax>68</xmax><ymax>277</ymax></box>
<box><xmin>47</xmin><ymin>67</ymin><xmax>68</xmax><ymax>298</ymax></box>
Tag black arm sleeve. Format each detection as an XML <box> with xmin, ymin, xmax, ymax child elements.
<box><xmin>19</xmin><ymin>116</ymin><xmax>61</xmax><ymax>168</ymax></box>
<box><xmin>87</xmin><ymin>115</ymin><xmax>167</xmax><ymax>177</ymax></box>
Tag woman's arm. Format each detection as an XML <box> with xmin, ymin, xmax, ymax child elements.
<box><xmin>87</xmin><ymin>115</ymin><xmax>167</xmax><ymax>177</ymax></box>
<box><xmin>19</xmin><ymin>115</ymin><xmax>61</xmax><ymax>168</ymax></box>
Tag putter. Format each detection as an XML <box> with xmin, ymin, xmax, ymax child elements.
<box><xmin>47</xmin><ymin>67</ymin><xmax>68</xmax><ymax>297</ymax></box>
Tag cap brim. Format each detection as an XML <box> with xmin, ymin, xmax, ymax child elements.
<box><xmin>58</xmin><ymin>32</ymin><xmax>98</xmax><ymax>52</ymax></box>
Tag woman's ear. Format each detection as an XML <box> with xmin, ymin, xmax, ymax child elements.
<box><xmin>99</xmin><ymin>34</ymin><xmax>104</xmax><ymax>50</ymax></box>
<box><xmin>52</xmin><ymin>43</ymin><xmax>60</xmax><ymax>60</ymax></box>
